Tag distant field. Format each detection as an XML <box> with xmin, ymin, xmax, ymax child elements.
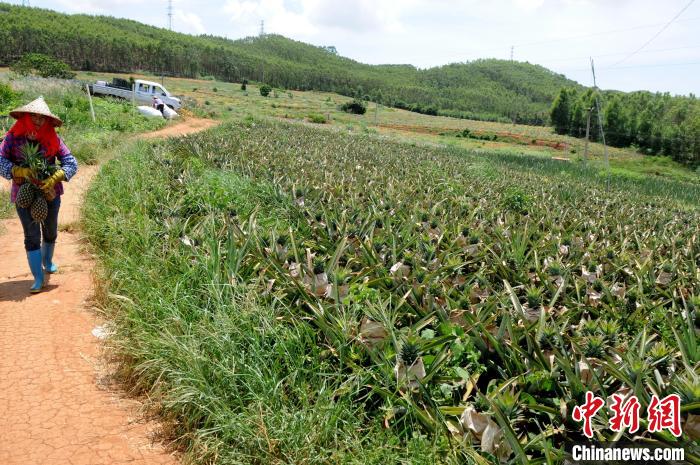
<box><xmin>73</xmin><ymin>70</ymin><xmax>700</xmax><ymax>185</ymax></box>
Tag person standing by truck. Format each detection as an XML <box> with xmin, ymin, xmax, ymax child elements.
<box><xmin>152</xmin><ymin>95</ymin><xmax>165</xmax><ymax>115</ymax></box>
<box><xmin>0</xmin><ymin>97</ymin><xmax>78</xmax><ymax>293</ymax></box>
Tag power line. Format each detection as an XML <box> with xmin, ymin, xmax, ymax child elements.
<box><xmin>609</xmin><ymin>0</ymin><xmax>696</xmax><ymax>67</ymax></box>
<box><xmin>563</xmin><ymin>60</ymin><xmax>700</xmax><ymax>72</ymax></box>
<box><xmin>535</xmin><ymin>44</ymin><xmax>700</xmax><ymax>64</ymax></box>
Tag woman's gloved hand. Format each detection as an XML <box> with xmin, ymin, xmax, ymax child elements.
<box><xmin>11</xmin><ymin>166</ymin><xmax>34</xmax><ymax>183</ymax></box>
<box><xmin>40</xmin><ymin>169</ymin><xmax>66</xmax><ymax>195</ymax></box>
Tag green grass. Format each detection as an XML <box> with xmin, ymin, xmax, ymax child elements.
<box><xmin>86</xmin><ymin>119</ymin><xmax>700</xmax><ymax>464</ymax></box>
<box><xmin>0</xmin><ymin>191</ymin><xmax>12</xmax><ymax>234</ymax></box>
<box><xmin>0</xmin><ymin>190</ymin><xmax>11</xmax><ymax>218</ymax></box>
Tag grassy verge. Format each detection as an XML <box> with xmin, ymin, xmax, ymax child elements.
<box><xmin>0</xmin><ymin>191</ymin><xmax>11</xmax><ymax>218</ymax></box>
<box><xmin>0</xmin><ymin>191</ymin><xmax>12</xmax><ymax>233</ymax></box>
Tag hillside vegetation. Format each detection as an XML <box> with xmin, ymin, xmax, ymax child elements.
<box><xmin>0</xmin><ymin>2</ymin><xmax>577</xmax><ymax>124</ymax></box>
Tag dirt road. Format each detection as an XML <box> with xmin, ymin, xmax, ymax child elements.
<box><xmin>0</xmin><ymin>117</ymin><xmax>217</xmax><ymax>465</ymax></box>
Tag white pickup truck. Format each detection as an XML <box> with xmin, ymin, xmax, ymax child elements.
<box><xmin>89</xmin><ymin>78</ymin><xmax>182</xmax><ymax>110</ymax></box>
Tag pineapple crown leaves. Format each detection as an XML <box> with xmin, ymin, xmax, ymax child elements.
<box><xmin>21</xmin><ymin>142</ymin><xmax>56</xmax><ymax>181</ymax></box>
<box><xmin>399</xmin><ymin>338</ymin><xmax>421</xmax><ymax>366</ymax></box>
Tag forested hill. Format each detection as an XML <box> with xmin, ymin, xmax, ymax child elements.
<box><xmin>0</xmin><ymin>3</ymin><xmax>579</xmax><ymax>124</ymax></box>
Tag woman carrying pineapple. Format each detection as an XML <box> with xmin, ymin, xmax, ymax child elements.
<box><xmin>0</xmin><ymin>97</ymin><xmax>78</xmax><ymax>293</ymax></box>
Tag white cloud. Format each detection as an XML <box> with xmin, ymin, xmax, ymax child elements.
<box><xmin>224</xmin><ymin>0</ymin><xmax>316</xmax><ymax>36</ymax></box>
<box><xmin>175</xmin><ymin>10</ymin><xmax>206</xmax><ymax>34</ymax></box>
<box><xmin>54</xmin><ymin>0</ymin><xmax>143</xmax><ymax>13</ymax></box>
<box><xmin>223</xmin><ymin>0</ymin><xmax>409</xmax><ymax>36</ymax></box>
<box><xmin>303</xmin><ymin>0</ymin><xmax>408</xmax><ymax>33</ymax></box>
<box><xmin>512</xmin><ymin>0</ymin><xmax>545</xmax><ymax>10</ymax></box>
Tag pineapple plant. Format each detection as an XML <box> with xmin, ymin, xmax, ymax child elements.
<box><xmin>526</xmin><ymin>286</ymin><xmax>543</xmax><ymax>308</ymax></box>
<box><xmin>583</xmin><ymin>335</ymin><xmax>607</xmax><ymax>359</ymax></box>
<box><xmin>598</xmin><ymin>319</ymin><xmax>620</xmax><ymax>345</ymax></box>
<box><xmin>395</xmin><ymin>339</ymin><xmax>425</xmax><ymax>390</ymax></box>
<box><xmin>399</xmin><ymin>340</ymin><xmax>420</xmax><ymax>366</ymax></box>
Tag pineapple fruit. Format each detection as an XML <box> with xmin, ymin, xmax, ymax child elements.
<box><xmin>16</xmin><ymin>182</ymin><xmax>38</xmax><ymax>209</ymax></box>
<box><xmin>16</xmin><ymin>142</ymin><xmax>57</xmax><ymax>222</ymax></box>
<box><xmin>30</xmin><ymin>196</ymin><xmax>48</xmax><ymax>223</ymax></box>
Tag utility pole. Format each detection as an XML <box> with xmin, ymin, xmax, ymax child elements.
<box><xmin>510</xmin><ymin>46</ymin><xmax>514</xmax><ymax>62</ymax></box>
<box><xmin>85</xmin><ymin>84</ymin><xmax>96</xmax><ymax>123</ymax></box>
<box><xmin>590</xmin><ymin>58</ymin><xmax>610</xmax><ymax>188</ymax></box>
<box><xmin>260</xmin><ymin>20</ymin><xmax>265</xmax><ymax>37</ymax></box>
<box><xmin>163</xmin><ymin>0</ymin><xmax>173</xmax><ymax>90</ymax></box>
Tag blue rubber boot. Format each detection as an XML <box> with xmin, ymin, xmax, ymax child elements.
<box><xmin>42</xmin><ymin>242</ymin><xmax>59</xmax><ymax>273</ymax></box>
<box><xmin>27</xmin><ymin>249</ymin><xmax>45</xmax><ymax>293</ymax></box>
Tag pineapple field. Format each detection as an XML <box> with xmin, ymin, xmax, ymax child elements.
<box><xmin>85</xmin><ymin>118</ymin><xmax>700</xmax><ymax>464</ymax></box>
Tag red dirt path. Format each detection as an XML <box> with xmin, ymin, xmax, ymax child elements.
<box><xmin>0</xmin><ymin>117</ymin><xmax>217</xmax><ymax>465</ymax></box>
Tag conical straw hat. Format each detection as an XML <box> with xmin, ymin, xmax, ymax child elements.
<box><xmin>9</xmin><ymin>97</ymin><xmax>63</xmax><ymax>127</ymax></box>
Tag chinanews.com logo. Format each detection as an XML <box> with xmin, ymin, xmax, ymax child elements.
<box><xmin>566</xmin><ymin>442</ymin><xmax>686</xmax><ymax>464</ymax></box>
<box><xmin>567</xmin><ymin>391</ymin><xmax>690</xmax><ymax>464</ymax></box>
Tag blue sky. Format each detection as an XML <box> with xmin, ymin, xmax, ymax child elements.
<box><xmin>14</xmin><ymin>0</ymin><xmax>700</xmax><ymax>95</ymax></box>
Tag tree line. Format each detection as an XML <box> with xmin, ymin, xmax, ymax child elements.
<box><xmin>0</xmin><ymin>3</ymin><xmax>575</xmax><ymax>124</ymax></box>
<box><xmin>551</xmin><ymin>87</ymin><xmax>700</xmax><ymax>166</ymax></box>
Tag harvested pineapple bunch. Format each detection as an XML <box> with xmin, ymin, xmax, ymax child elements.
<box><xmin>15</xmin><ymin>142</ymin><xmax>57</xmax><ymax>223</ymax></box>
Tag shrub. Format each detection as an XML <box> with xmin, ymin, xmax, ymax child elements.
<box><xmin>307</xmin><ymin>113</ymin><xmax>327</xmax><ymax>124</ymax></box>
<box><xmin>0</xmin><ymin>82</ymin><xmax>19</xmax><ymax>114</ymax></box>
<box><xmin>502</xmin><ymin>188</ymin><xmax>531</xmax><ymax>214</ymax></box>
<box><xmin>340</xmin><ymin>99</ymin><xmax>366</xmax><ymax>115</ymax></box>
<box><xmin>260</xmin><ymin>84</ymin><xmax>272</xmax><ymax>97</ymax></box>
<box><xmin>10</xmin><ymin>53</ymin><xmax>76</xmax><ymax>79</ymax></box>
<box><xmin>241</xmin><ymin>79</ymin><xmax>248</xmax><ymax>91</ymax></box>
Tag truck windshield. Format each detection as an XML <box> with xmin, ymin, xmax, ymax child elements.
<box><xmin>153</xmin><ymin>86</ymin><xmax>168</xmax><ymax>96</ymax></box>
